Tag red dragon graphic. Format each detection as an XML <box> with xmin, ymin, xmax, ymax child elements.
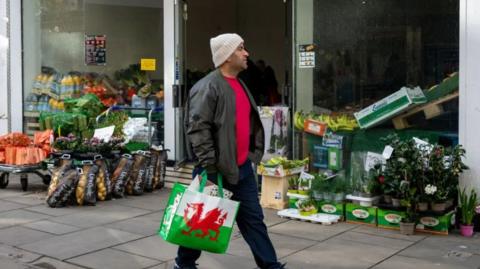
<box><xmin>181</xmin><ymin>202</ymin><xmax>228</xmax><ymax>241</ymax></box>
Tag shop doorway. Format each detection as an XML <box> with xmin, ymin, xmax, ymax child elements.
<box><xmin>174</xmin><ymin>0</ymin><xmax>293</xmax><ymax>163</ymax></box>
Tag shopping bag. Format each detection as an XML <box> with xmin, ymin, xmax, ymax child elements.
<box><xmin>187</xmin><ymin>174</ymin><xmax>234</xmax><ymax>199</ymax></box>
<box><xmin>158</xmin><ymin>171</ymin><xmax>239</xmax><ymax>253</ymax></box>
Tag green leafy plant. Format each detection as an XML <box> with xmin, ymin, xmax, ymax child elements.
<box><xmin>288</xmin><ymin>177</ymin><xmax>299</xmax><ymax>191</ymax></box>
<box><xmin>459</xmin><ymin>188</ymin><xmax>478</xmax><ymax>226</ymax></box>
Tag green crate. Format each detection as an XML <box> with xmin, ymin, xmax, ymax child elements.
<box><xmin>346</xmin><ymin>203</ymin><xmax>377</xmax><ymax>225</ymax></box>
<box><xmin>416</xmin><ymin>210</ymin><xmax>455</xmax><ymax>235</ymax></box>
<box><xmin>377</xmin><ymin>208</ymin><xmax>406</xmax><ymax>230</ymax></box>
<box><xmin>317</xmin><ymin>201</ymin><xmax>345</xmax><ymax>218</ymax></box>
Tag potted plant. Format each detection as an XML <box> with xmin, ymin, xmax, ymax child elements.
<box><xmin>399</xmin><ymin>179</ymin><xmax>418</xmax><ymax>235</ymax></box>
<box><xmin>296</xmin><ymin>199</ymin><xmax>318</xmax><ymax>216</ymax></box>
<box><xmin>458</xmin><ymin>188</ymin><xmax>478</xmax><ymax>237</ymax></box>
<box><xmin>333</xmin><ymin>178</ymin><xmax>348</xmax><ymax>202</ymax></box>
<box><xmin>310</xmin><ymin>174</ymin><xmax>325</xmax><ymax>200</ymax></box>
<box><xmin>298</xmin><ymin>178</ymin><xmax>310</xmax><ymax>195</ymax></box>
<box><xmin>287</xmin><ymin>176</ymin><xmax>299</xmax><ymax>194</ymax></box>
<box><xmin>322</xmin><ymin>180</ymin><xmax>334</xmax><ymax>201</ymax></box>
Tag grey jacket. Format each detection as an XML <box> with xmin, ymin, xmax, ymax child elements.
<box><xmin>184</xmin><ymin>69</ymin><xmax>265</xmax><ymax>185</ymax></box>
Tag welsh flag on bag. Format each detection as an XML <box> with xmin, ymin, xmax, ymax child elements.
<box><xmin>158</xmin><ymin>171</ymin><xmax>239</xmax><ymax>253</ymax></box>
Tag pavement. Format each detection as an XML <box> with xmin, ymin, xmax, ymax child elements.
<box><xmin>0</xmin><ymin>174</ymin><xmax>479</xmax><ymax>269</ymax></box>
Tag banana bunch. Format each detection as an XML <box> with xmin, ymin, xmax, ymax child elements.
<box><xmin>293</xmin><ymin>111</ymin><xmax>307</xmax><ymax>130</ymax></box>
<box><xmin>293</xmin><ymin>111</ymin><xmax>359</xmax><ymax>132</ymax></box>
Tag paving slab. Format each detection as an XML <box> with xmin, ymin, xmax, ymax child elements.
<box><xmin>268</xmin><ymin>220</ymin><xmax>358</xmax><ymax>241</ymax></box>
<box><xmin>23</xmin><ymin>220</ymin><xmax>82</xmax><ymax>235</ymax></box>
<box><xmin>19</xmin><ymin>227</ymin><xmax>144</xmax><ymax>260</ymax></box>
<box><xmin>0</xmin><ymin>243</ymin><xmax>42</xmax><ymax>263</ymax></box>
<box><xmin>105</xmin><ymin>214</ymin><xmax>161</xmax><ymax>236</ymax></box>
<box><xmin>280</xmin><ymin>237</ymin><xmax>401</xmax><ymax>269</ymax></box>
<box><xmin>0</xmin><ymin>200</ymin><xmax>29</xmax><ymax>212</ymax></box>
<box><xmin>50</xmin><ymin>205</ymin><xmax>151</xmax><ymax>228</ymax></box>
<box><xmin>23</xmin><ymin>205</ymin><xmax>81</xmax><ymax>217</ymax></box>
<box><xmin>2</xmin><ymin>193</ymin><xmax>47</xmax><ymax>206</ymax></box>
<box><xmin>155</xmin><ymin>253</ymin><xmax>258</xmax><ymax>269</ymax></box>
<box><xmin>373</xmin><ymin>254</ymin><xmax>480</xmax><ymax>269</ymax></box>
<box><xmin>30</xmin><ymin>257</ymin><xmax>86</xmax><ymax>269</ymax></box>
<box><xmin>114</xmin><ymin>192</ymin><xmax>169</xmax><ymax>211</ymax></box>
<box><xmin>263</xmin><ymin>208</ymin><xmax>290</xmax><ymax>227</ymax></box>
<box><xmin>0</xmin><ymin>226</ymin><xmax>54</xmax><ymax>246</ymax></box>
<box><xmin>335</xmin><ymin>231</ymin><xmax>415</xmax><ymax>251</ymax></box>
<box><xmin>113</xmin><ymin>235</ymin><xmax>178</xmax><ymax>262</ymax></box>
<box><xmin>0</xmin><ymin>255</ymin><xmax>34</xmax><ymax>269</ymax></box>
<box><xmin>0</xmin><ymin>209</ymin><xmax>49</xmax><ymax>229</ymax></box>
<box><xmin>227</xmin><ymin>232</ymin><xmax>317</xmax><ymax>259</ymax></box>
<box><xmin>352</xmin><ymin>225</ymin><xmax>427</xmax><ymax>242</ymax></box>
<box><xmin>398</xmin><ymin>234</ymin><xmax>480</xmax><ymax>268</ymax></box>
<box><xmin>67</xmin><ymin>248</ymin><xmax>161</xmax><ymax>269</ymax></box>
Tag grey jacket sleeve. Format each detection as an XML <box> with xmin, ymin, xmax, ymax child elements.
<box><xmin>186</xmin><ymin>86</ymin><xmax>217</xmax><ymax>173</ymax></box>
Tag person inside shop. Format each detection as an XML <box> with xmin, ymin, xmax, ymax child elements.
<box><xmin>239</xmin><ymin>58</ymin><xmax>267</xmax><ymax>105</ymax></box>
<box><xmin>257</xmin><ymin>59</ymin><xmax>281</xmax><ymax>105</ymax></box>
<box><xmin>176</xmin><ymin>33</ymin><xmax>287</xmax><ymax>269</ymax></box>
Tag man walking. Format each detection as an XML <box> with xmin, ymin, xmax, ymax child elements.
<box><xmin>175</xmin><ymin>33</ymin><xmax>286</xmax><ymax>269</ymax></box>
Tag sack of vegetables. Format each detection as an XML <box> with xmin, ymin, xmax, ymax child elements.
<box><xmin>47</xmin><ymin>154</ymin><xmax>73</xmax><ymax>198</ymax></box>
<box><xmin>144</xmin><ymin>150</ymin><xmax>158</xmax><ymax>192</ymax></box>
<box><xmin>47</xmin><ymin>168</ymin><xmax>79</xmax><ymax>208</ymax></box>
<box><xmin>94</xmin><ymin>155</ymin><xmax>112</xmax><ymax>201</ymax></box>
<box><xmin>153</xmin><ymin>148</ymin><xmax>169</xmax><ymax>189</ymax></box>
<box><xmin>125</xmin><ymin>151</ymin><xmax>148</xmax><ymax>196</ymax></box>
<box><xmin>111</xmin><ymin>154</ymin><xmax>133</xmax><ymax>198</ymax></box>
<box><xmin>76</xmin><ymin>161</ymin><xmax>99</xmax><ymax>206</ymax></box>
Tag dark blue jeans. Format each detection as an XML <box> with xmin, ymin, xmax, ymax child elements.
<box><xmin>175</xmin><ymin>160</ymin><xmax>282</xmax><ymax>269</ymax></box>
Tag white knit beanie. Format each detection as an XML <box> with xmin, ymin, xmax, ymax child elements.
<box><xmin>210</xmin><ymin>33</ymin><xmax>244</xmax><ymax>68</ymax></box>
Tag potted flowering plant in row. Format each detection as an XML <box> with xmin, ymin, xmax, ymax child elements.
<box><xmin>459</xmin><ymin>188</ymin><xmax>478</xmax><ymax>237</ymax></box>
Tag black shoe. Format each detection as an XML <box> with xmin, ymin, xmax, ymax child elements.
<box><xmin>173</xmin><ymin>263</ymin><xmax>198</xmax><ymax>269</ymax></box>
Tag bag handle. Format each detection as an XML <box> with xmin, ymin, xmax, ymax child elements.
<box><xmin>199</xmin><ymin>170</ymin><xmax>224</xmax><ymax>198</ymax></box>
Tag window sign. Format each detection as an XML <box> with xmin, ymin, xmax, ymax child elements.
<box><xmin>299</xmin><ymin>44</ymin><xmax>315</xmax><ymax>68</ymax></box>
<box><xmin>85</xmin><ymin>34</ymin><xmax>106</xmax><ymax>65</ymax></box>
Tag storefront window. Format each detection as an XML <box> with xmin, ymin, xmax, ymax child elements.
<box><xmin>295</xmin><ymin>0</ymin><xmax>458</xmax><ymax>131</ymax></box>
<box><xmin>293</xmin><ymin>0</ymin><xmax>459</xmax><ymax>180</ymax></box>
<box><xmin>22</xmin><ymin>0</ymin><xmax>164</xmax><ymax>143</ymax></box>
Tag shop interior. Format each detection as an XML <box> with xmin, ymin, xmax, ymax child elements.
<box><xmin>22</xmin><ymin>0</ymin><xmax>165</xmax><ymax>145</ymax></box>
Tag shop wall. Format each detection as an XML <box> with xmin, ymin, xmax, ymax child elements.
<box><xmin>0</xmin><ymin>0</ymin><xmax>8</xmax><ymax>133</ymax></box>
<box><xmin>30</xmin><ymin>2</ymin><xmax>163</xmax><ymax>80</ymax></box>
<box><xmin>186</xmin><ymin>0</ymin><xmax>287</xmax><ymax>87</ymax></box>
<box><xmin>460</xmin><ymin>0</ymin><xmax>480</xmax><ymax>195</ymax></box>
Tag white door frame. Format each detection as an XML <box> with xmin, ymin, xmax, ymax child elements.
<box><xmin>8</xmin><ymin>0</ymin><xmax>22</xmax><ymax>132</ymax></box>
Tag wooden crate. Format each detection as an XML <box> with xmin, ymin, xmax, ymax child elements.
<box><xmin>392</xmin><ymin>91</ymin><xmax>459</xmax><ymax>129</ymax></box>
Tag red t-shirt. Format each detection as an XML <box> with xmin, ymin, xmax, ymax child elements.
<box><xmin>225</xmin><ymin>77</ymin><xmax>251</xmax><ymax>165</ymax></box>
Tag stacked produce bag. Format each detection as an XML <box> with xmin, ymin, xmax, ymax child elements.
<box><xmin>46</xmin><ymin>148</ymin><xmax>168</xmax><ymax>208</ymax></box>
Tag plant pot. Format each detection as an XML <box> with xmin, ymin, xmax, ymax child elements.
<box><xmin>312</xmin><ymin>191</ymin><xmax>323</xmax><ymax>200</ymax></box>
<box><xmin>287</xmin><ymin>189</ymin><xmax>298</xmax><ymax>194</ymax></box>
<box><xmin>417</xmin><ymin>202</ymin><xmax>428</xmax><ymax>212</ymax></box>
<box><xmin>445</xmin><ymin>198</ymin><xmax>454</xmax><ymax>209</ymax></box>
<box><xmin>323</xmin><ymin>192</ymin><xmax>333</xmax><ymax>201</ymax></box>
<box><xmin>298</xmin><ymin>190</ymin><xmax>309</xmax><ymax>195</ymax></box>
<box><xmin>383</xmin><ymin>194</ymin><xmax>392</xmax><ymax>204</ymax></box>
<box><xmin>399</xmin><ymin>222</ymin><xmax>415</xmax><ymax>235</ymax></box>
<box><xmin>460</xmin><ymin>224</ymin><xmax>474</xmax><ymax>237</ymax></box>
<box><xmin>431</xmin><ymin>202</ymin><xmax>446</xmax><ymax>213</ymax></box>
<box><xmin>360</xmin><ymin>200</ymin><xmax>373</xmax><ymax>207</ymax></box>
<box><xmin>334</xmin><ymin>192</ymin><xmax>345</xmax><ymax>203</ymax></box>
<box><xmin>299</xmin><ymin>208</ymin><xmax>318</xmax><ymax>216</ymax></box>
<box><xmin>392</xmin><ymin>198</ymin><xmax>401</xmax><ymax>207</ymax></box>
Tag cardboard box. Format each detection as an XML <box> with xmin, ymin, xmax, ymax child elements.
<box><xmin>260</xmin><ymin>175</ymin><xmax>297</xmax><ymax>210</ymax></box>
<box><xmin>317</xmin><ymin>201</ymin><xmax>345</xmax><ymax>219</ymax></box>
<box><xmin>415</xmin><ymin>210</ymin><xmax>455</xmax><ymax>235</ymax></box>
<box><xmin>304</xmin><ymin>119</ymin><xmax>328</xmax><ymax>136</ymax></box>
<box><xmin>346</xmin><ymin>203</ymin><xmax>377</xmax><ymax>226</ymax></box>
<box><xmin>258</xmin><ymin>165</ymin><xmax>305</xmax><ymax>177</ymax></box>
<box><xmin>354</xmin><ymin>87</ymin><xmax>426</xmax><ymax>129</ymax></box>
<box><xmin>377</xmin><ymin>208</ymin><xmax>406</xmax><ymax>230</ymax></box>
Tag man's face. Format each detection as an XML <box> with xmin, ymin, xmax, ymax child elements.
<box><xmin>226</xmin><ymin>42</ymin><xmax>249</xmax><ymax>71</ymax></box>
